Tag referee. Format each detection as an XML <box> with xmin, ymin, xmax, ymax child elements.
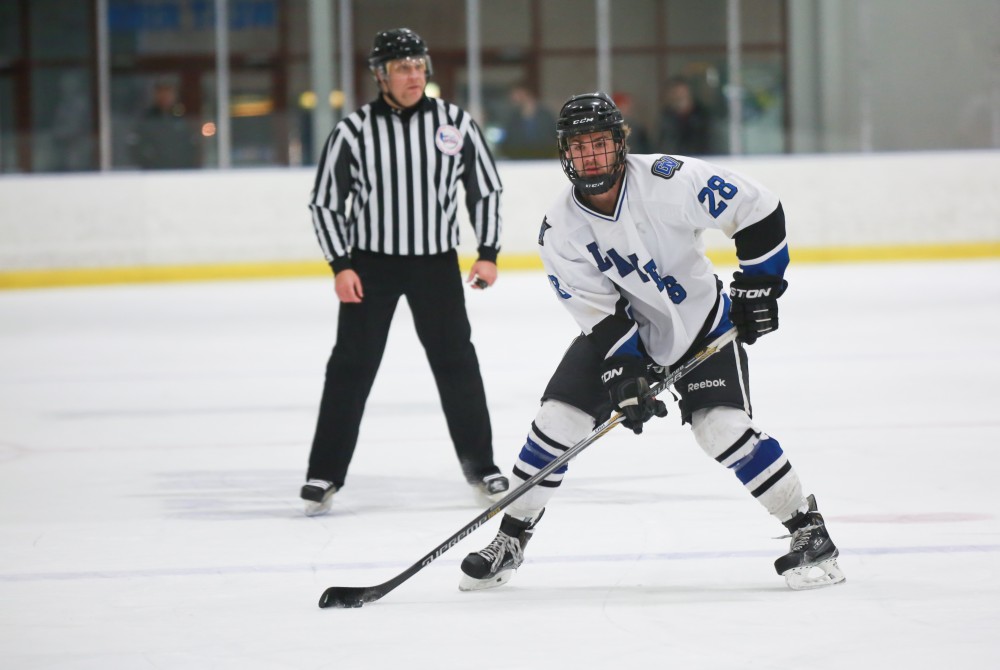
<box><xmin>300</xmin><ymin>27</ymin><xmax>508</xmax><ymax>515</ymax></box>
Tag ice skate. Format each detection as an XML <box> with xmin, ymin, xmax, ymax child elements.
<box><xmin>459</xmin><ymin>511</ymin><xmax>542</xmax><ymax>591</ymax></box>
<box><xmin>472</xmin><ymin>472</ymin><xmax>510</xmax><ymax>504</ymax></box>
<box><xmin>775</xmin><ymin>494</ymin><xmax>846</xmax><ymax>590</ymax></box>
<box><xmin>301</xmin><ymin>479</ymin><xmax>337</xmax><ymax>516</ymax></box>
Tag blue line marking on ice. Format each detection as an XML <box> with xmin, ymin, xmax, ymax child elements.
<box><xmin>3</xmin><ymin>544</ymin><xmax>998</xmax><ymax>583</ymax></box>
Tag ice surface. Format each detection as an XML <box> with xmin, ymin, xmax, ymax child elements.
<box><xmin>1</xmin><ymin>260</ymin><xmax>998</xmax><ymax>669</ymax></box>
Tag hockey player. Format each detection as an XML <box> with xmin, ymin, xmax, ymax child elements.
<box><xmin>459</xmin><ymin>92</ymin><xmax>844</xmax><ymax>592</ymax></box>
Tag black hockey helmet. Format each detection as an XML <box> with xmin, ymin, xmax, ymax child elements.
<box><xmin>556</xmin><ymin>92</ymin><xmax>627</xmax><ymax>195</ymax></box>
<box><xmin>367</xmin><ymin>28</ymin><xmax>433</xmax><ymax>76</ymax></box>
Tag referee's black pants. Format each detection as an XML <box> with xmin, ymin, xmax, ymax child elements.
<box><xmin>307</xmin><ymin>249</ymin><xmax>497</xmax><ymax>488</ymax></box>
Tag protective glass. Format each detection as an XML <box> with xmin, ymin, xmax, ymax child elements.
<box><xmin>386</xmin><ymin>56</ymin><xmax>432</xmax><ymax>77</ymax></box>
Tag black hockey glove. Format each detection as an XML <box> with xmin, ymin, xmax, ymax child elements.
<box><xmin>729</xmin><ymin>272</ymin><xmax>788</xmax><ymax>345</ymax></box>
<box><xmin>601</xmin><ymin>356</ymin><xmax>668</xmax><ymax>435</ymax></box>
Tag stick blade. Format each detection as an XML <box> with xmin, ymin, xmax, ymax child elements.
<box><xmin>318</xmin><ymin>585</ymin><xmax>382</xmax><ymax>609</ymax></box>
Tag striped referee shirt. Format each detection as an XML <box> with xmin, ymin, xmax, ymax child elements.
<box><xmin>309</xmin><ymin>95</ymin><xmax>503</xmax><ymax>273</ymax></box>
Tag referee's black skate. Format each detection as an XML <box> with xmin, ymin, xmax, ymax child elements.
<box><xmin>775</xmin><ymin>494</ymin><xmax>846</xmax><ymax>590</ymax></box>
<box><xmin>300</xmin><ymin>479</ymin><xmax>336</xmax><ymax>517</ymax></box>
<box><xmin>473</xmin><ymin>472</ymin><xmax>510</xmax><ymax>504</ymax></box>
<box><xmin>459</xmin><ymin>511</ymin><xmax>543</xmax><ymax>591</ymax></box>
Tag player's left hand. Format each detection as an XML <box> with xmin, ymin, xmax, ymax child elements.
<box><xmin>601</xmin><ymin>356</ymin><xmax>668</xmax><ymax>435</ymax></box>
<box><xmin>729</xmin><ymin>272</ymin><xmax>787</xmax><ymax>344</ymax></box>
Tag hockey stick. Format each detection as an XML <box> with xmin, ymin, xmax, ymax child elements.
<box><xmin>318</xmin><ymin>326</ymin><xmax>739</xmax><ymax>608</ymax></box>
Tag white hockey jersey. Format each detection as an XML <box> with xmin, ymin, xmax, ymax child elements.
<box><xmin>539</xmin><ymin>153</ymin><xmax>783</xmax><ymax>366</ymax></box>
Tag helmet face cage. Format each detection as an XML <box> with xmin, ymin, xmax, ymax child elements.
<box><xmin>368</xmin><ymin>28</ymin><xmax>433</xmax><ymax>78</ymax></box>
<box><xmin>556</xmin><ymin>92</ymin><xmax>627</xmax><ymax>195</ymax></box>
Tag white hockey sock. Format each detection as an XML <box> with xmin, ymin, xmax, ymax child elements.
<box><xmin>507</xmin><ymin>400</ymin><xmax>596</xmax><ymax>520</ymax></box>
<box><xmin>691</xmin><ymin>406</ymin><xmax>804</xmax><ymax>522</ymax></box>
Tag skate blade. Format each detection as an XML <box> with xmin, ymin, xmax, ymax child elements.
<box><xmin>458</xmin><ymin>568</ymin><xmax>515</xmax><ymax>592</ymax></box>
<box><xmin>304</xmin><ymin>498</ymin><xmax>333</xmax><ymax>517</ymax></box>
<box><xmin>783</xmin><ymin>557</ymin><xmax>846</xmax><ymax>590</ymax></box>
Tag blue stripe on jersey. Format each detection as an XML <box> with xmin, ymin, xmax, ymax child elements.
<box><xmin>519</xmin><ymin>437</ymin><xmax>569</xmax><ymax>474</ymax></box>
<box><xmin>711</xmin><ymin>293</ymin><xmax>734</xmax><ymax>337</ymax></box>
<box><xmin>739</xmin><ymin>244</ymin><xmax>789</xmax><ymax>278</ymax></box>
<box><xmin>611</xmin><ymin>331</ymin><xmax>642</xmax><ymax>358</ymax></box>
<box><xmin>731</xmin><ymin>437</ymin><xmax>783</xmax><ymax>485</ymax></box>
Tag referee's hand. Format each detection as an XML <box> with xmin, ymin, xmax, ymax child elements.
<box><xmin>334</xmin><ymin>269</ymin><xmax>364</xmax><ymax>303</ymax></box>
<box><xmin>468</xmin><ymin>260</ymin><xmax>497</xmax><ymax>290</ymax></box>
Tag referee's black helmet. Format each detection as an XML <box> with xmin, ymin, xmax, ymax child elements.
<box><xmin>368</xmin><ymin>28</ymin><xmax>433</xmax><ymax>76</ymax></box>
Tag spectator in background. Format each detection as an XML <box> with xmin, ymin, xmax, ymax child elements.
<box><xmin>501</xmin><ymin>84</ymin><xmax>557</xmax><ymax>159</ymax></box>
<box><xmin>612</xmin><ymin>91</ymin><xmax>653</xmax><ymax>154</ymax></box>
<box><xmin>129</xmin><ymin>80</ymin><xmax>198</xmax><ymax>169</ymax></box>
<box><xmin>658</xmin><ymin>76</ymin><xmax>712</xmax><ymax>155</ymax></box>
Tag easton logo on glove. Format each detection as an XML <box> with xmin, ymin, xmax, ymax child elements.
<box><xmin>600</xmin><ymin>356</ymin><xmax>668</xmax><ymax>434</ymax></box>
<box><xmin>728</xmin><ymin>272</ymin><xmax>787</xmax><ymax>345</ymax></box>
<box><xmin>730</xmin><ymin>286</ymin><xmax>777</xmax><ymax>300</ymax></box>
<box><xmin>601</xmin><ymin>367</ymin><xmax>624</xmax><ymax>384</ymax></box>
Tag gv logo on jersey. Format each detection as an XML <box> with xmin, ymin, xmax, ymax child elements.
<box><xmin>651</xmin><ymin>155</ymin><xmax>683</xmax><ymax>179</ymax></box>
<box><xmin>585</xmin><ymin>242</ymin><xmax>688</xmax><ymax>304</ymax></box>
